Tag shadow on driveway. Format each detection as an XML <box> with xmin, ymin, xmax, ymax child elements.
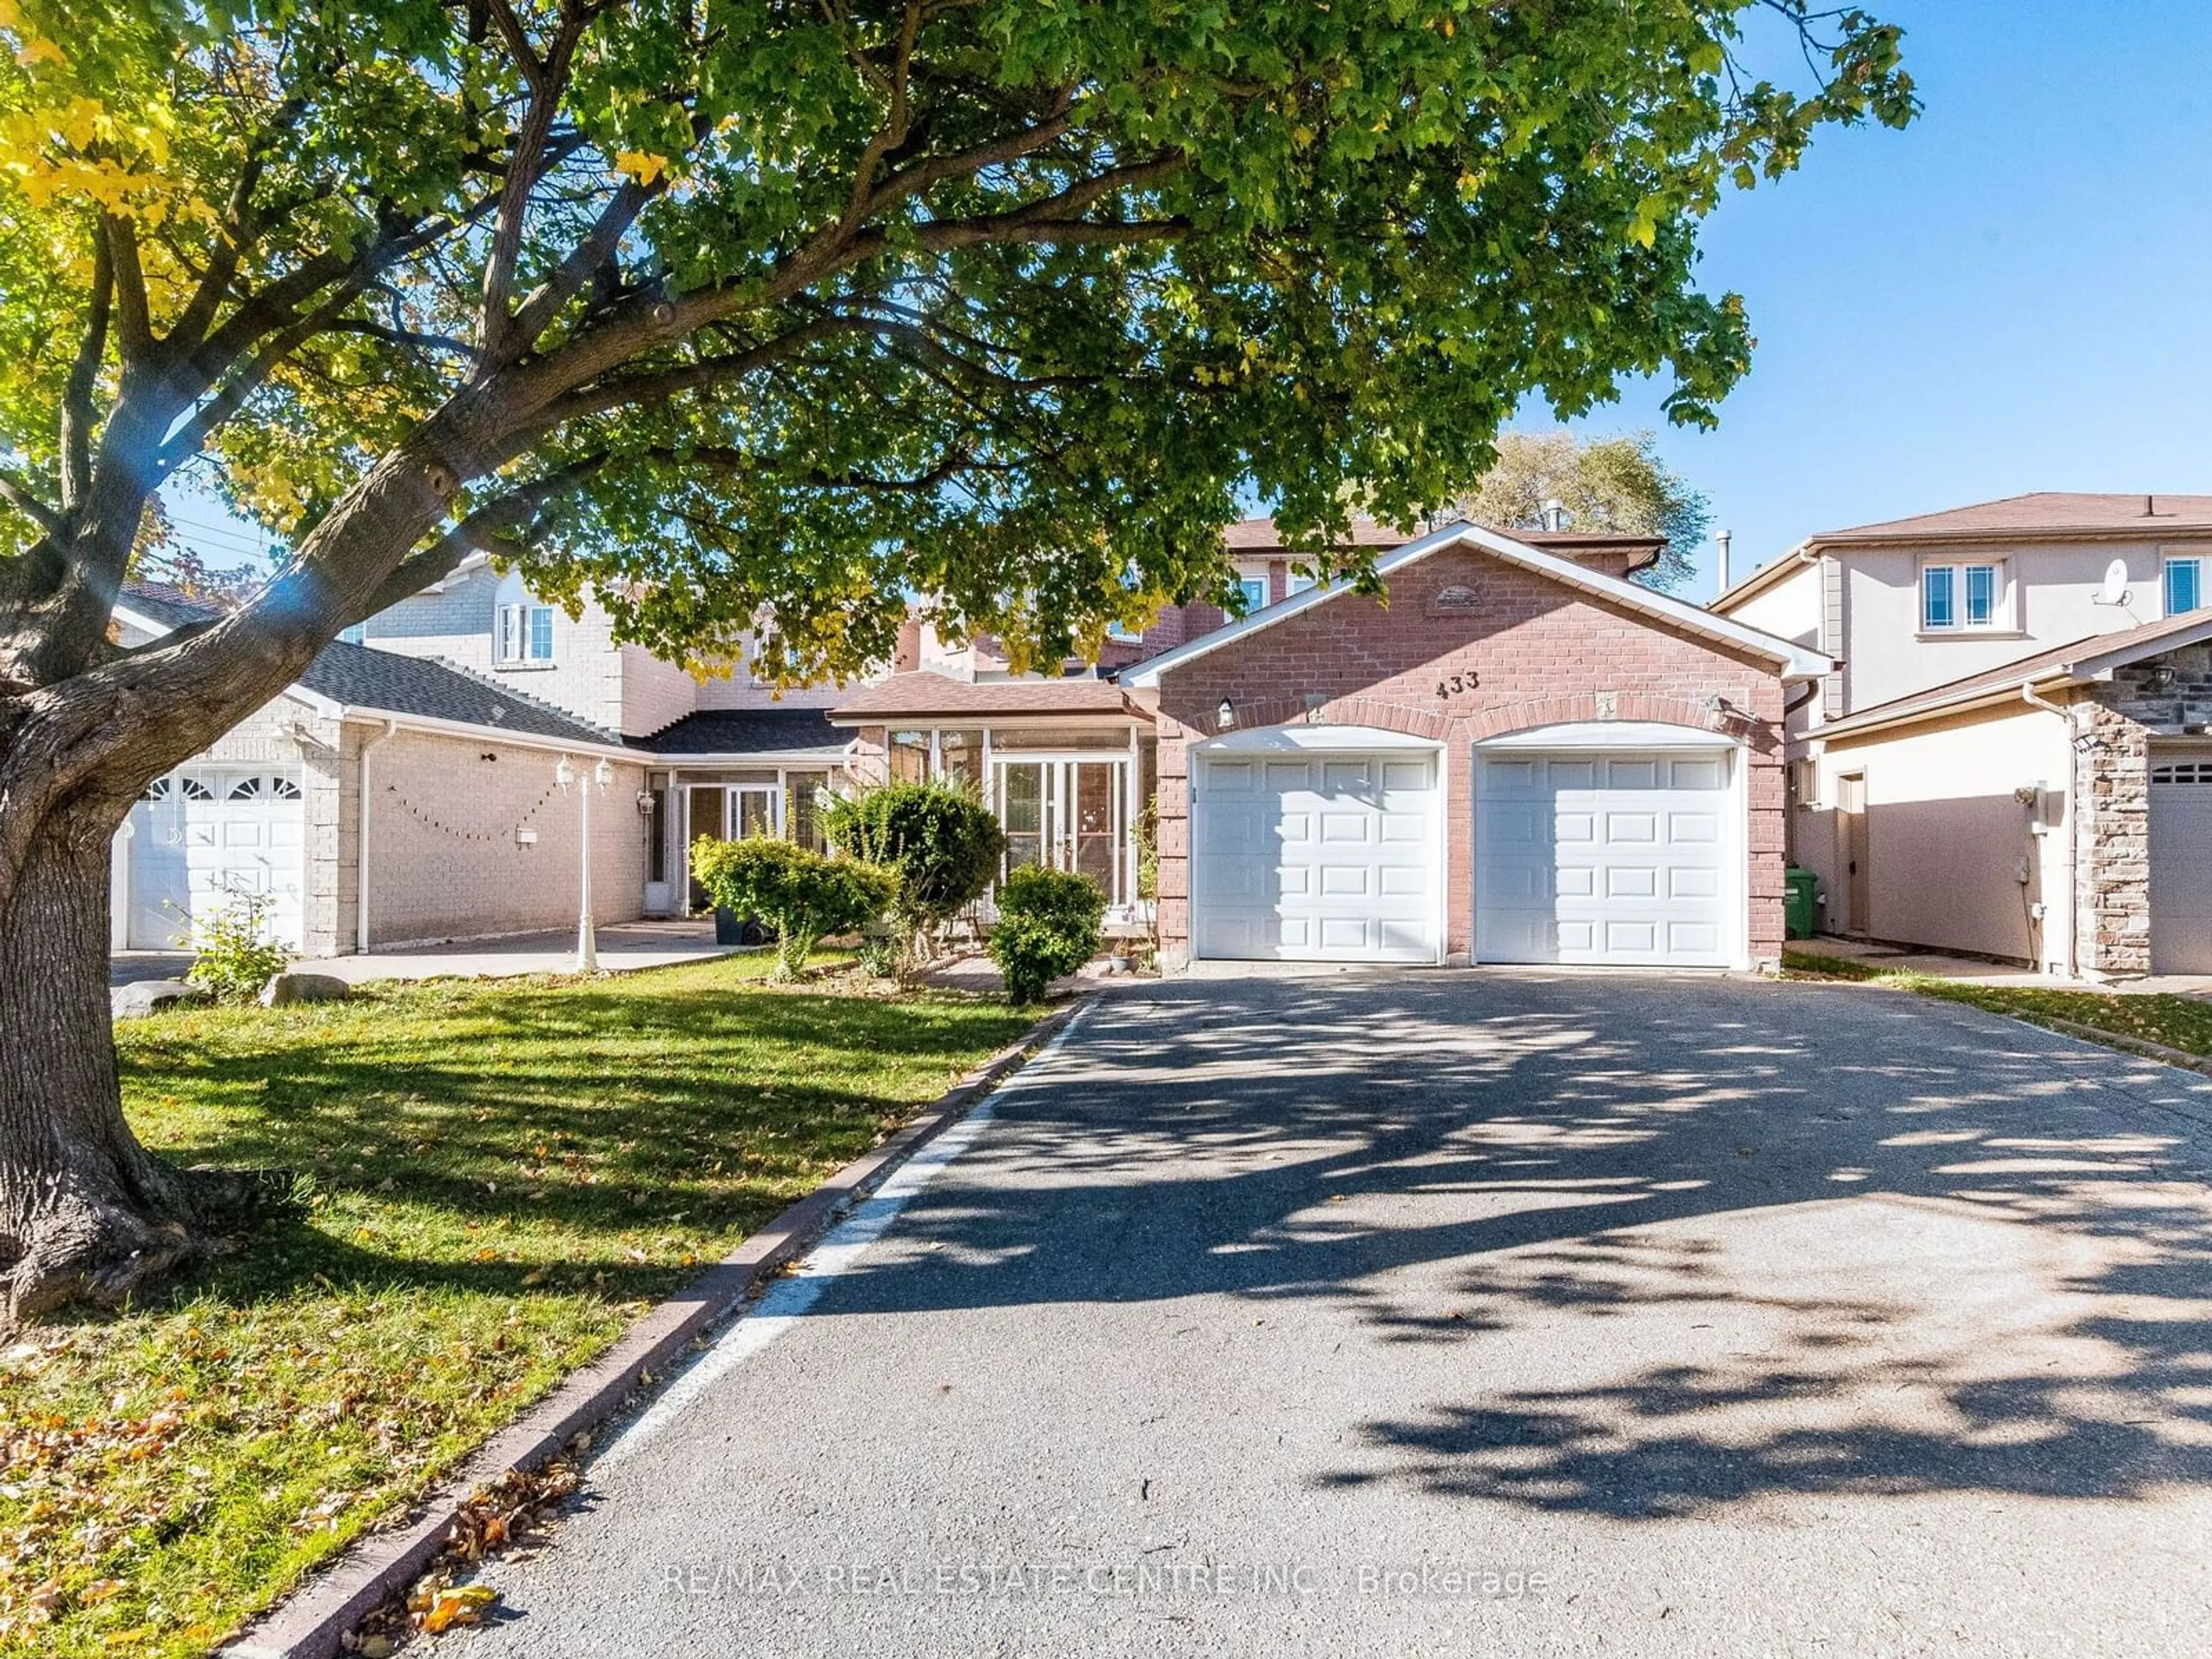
<box><xmin>799</xmin><ymin>971</ymin><xmax>2212</xmax><ymax>1522</ymax></box>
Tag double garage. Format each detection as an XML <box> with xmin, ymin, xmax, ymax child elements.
<box><xmin>1188</xmin><ymin>725</ymin><xmax>1743</xmax><ymax>968</ymax></box>
<box><xmin>1127</xmin><ymin>521</ymin><xmax>1823</xmax><ymax>974</ymax></box>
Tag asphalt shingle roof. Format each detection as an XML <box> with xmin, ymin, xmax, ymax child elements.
<box><xmin>634</xmin><ymin>707</ymin><xmax>849</xmax><ymax>756</ymax></box>
<box><xmin>298</xmin><ymin>642</ymin><xmax>622</xmax><ymax>746</ymax></box>
<box><xmin>119</xmin><ymin>580</ymin><xmax>228</xmax><ymax>627</ymax></box>
<box><xmin>828</xmin><ymin>670</ymin><xmax>1141</xmax><ymax>722</ymax></box>
<box><xmin>1817</xmin><ymin>493</ymin><xmax>2212</xmax><ymax>542</ymax></box>
<box><xmin>1820</xmin><ymin>607</ymin><xmax>2212</xmax><ymax>736</ymax></box>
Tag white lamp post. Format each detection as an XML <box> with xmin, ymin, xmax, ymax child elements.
<box><xmin>558</xmin><ymin>755</ymin><xmax>614</xmax><ymax>971</ymax></box>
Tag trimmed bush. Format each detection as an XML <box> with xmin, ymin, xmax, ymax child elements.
<box><xmin>689</xmin><ymin>837</ymin><xmax>896</xmax><ymax>980</ymax></box>
<box><xmin>988</xmin><ymin>865</ymin><xmax>1105</xmax><ymax>1005</ymax></box>
<box><xmin>823</xmin><ymin>782</ymin><xmax>1005</xmax><ymax>957</ymax></box>
<box><xmin>185</xmin><ymin>888</ymin><xmax>293</xmax><ymax>1003</ymax></box>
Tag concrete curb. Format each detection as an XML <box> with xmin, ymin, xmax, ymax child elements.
<box><xmin>221</xmin><ymin>998</ymin><xmax>1085</xmax><ymax>1659</ymax></box>
<box><xmin>2035</xmin><ymin>1014</ymin><xmax>2212</xmax><ymax>1078</ymax></box>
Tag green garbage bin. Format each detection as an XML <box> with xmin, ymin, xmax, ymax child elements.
<box><xmin>1783</xmin><ymin>867</ymin><xmax>1819</xmax><ymax>940</ymax></box>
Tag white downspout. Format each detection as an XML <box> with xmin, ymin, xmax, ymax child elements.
<box><xmin>356</xmin><ymin>720</ymin><xmax>399</xmax><ymax>954</ymax></box>
<box><xmin>2020</xmin><ymin>681</ymin><xmax>2080</xmax><ymax>980</ymax></box>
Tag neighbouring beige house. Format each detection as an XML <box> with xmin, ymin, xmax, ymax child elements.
<box><xmin>122</xmin><ymin>513</ymin><xmax>1830</xmax><ymax>972</ymax></box>
<box><xmin>1711</xmin><ymin>492</ymin><xmax>2212</xmax><ymax>976</ymax></box>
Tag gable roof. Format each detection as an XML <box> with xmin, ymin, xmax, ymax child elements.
<box><xmin>1817</xmin><ymin>607</ymin><xmax>2212</xmax><ymax>738</ymax></box>
<box><xmin>828</xmin><ymin>670</ymin><xmax>1143</xmax><ymax>723</ymax></box>
<box><xmin>1224</xmin><ymin>514</ymin><xmax>1663</xmax><ymax>572</ymax></box>
<box><xmin>1123</xmin><ymin>519</ymin><xmax>1831</xmax><ymax>687</ymax></box>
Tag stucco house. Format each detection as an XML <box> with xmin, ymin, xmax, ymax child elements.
<box><xmin>120</xmin><ymin>512</ymin><xmax>1827</xmax><ymax>972</ymax></box>
<box><xmin>1710</xmin><ymin>492</ymin><xmax>2212</xmax><ymax>977</ymax></box>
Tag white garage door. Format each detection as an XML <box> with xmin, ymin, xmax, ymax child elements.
<box><xmin>2149</xmin><ymin>755</ymin><xmax>2212</xmax><ymax>973</ymax></box>
<box><xmin>1476</xmin><ymin>747</ymin><xmax>1735</xmax><ymax>966</ymax></box>
<box><xmin>126</xmin><ymin>768</ymin><xmax>305</xmax><ymax>950</ymax></box>
<box><xmin>1193</xmin><ymin>749</ymin><xmax>1440</xmax><ymax>961</ymax></box>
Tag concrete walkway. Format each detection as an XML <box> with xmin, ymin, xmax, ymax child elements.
<box><xmin>1792</xmin><ymin>931</ymin><xmax>2212</xmax><ymax>998</ymax></box>
<box><xmin>452</xmin><ymin>971</ymin><xmax>2212</xmax><ymax>1657</ymax></box>
<box><xmin>109</xmin><ymin>919</ymin><xmax>743</xmax><ymax>989</ymax></box>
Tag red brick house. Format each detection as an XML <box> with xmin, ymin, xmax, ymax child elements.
<box><xmin>117</xmin><ymin>516</ymin><xmax>1822</xmax><ymax>969</ymax></box>
<box><xmin>836</xmin><ymin>518</ymin><xmax>1828</xmax><ymax>972</ymax></box>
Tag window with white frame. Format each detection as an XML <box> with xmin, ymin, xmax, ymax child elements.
<box><xmin>495</xmin><ymin>600</ymin><xmax>555</xmax><ymax>663</ymax></box>
<box><xmin>1286</xmin><ymin>569</ymin><xmax>1317</xmax><ymax>596</ymax></box>
<box><xmin>1235</xmin><ymin>575</ymin><xmax>1268</xmax><ymax>613</ymax></box>
<box><xmin>338</xmin><ymin>622</ymin><xmax>367</xmax><ymax>645</ymax></box>
<box><xmin>2165</xmin><ymin>557</ymin><xmax>2204</xmax><ymax>616</ymax></box>
<box><xmin>1920</xmin><ymin>560</ymin><xmax>2008</xmax><ymax>631</ymax></box>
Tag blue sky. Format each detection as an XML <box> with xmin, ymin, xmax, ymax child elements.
<box><xmin>1570</xmin><ymin>0</ymin><xmax>2212</xmax><ymax>597</ymax></box>
<box><xmin>166</xmin><ymin>1</ymin><xmax>2212</xmax><ymax>603</ymax></box>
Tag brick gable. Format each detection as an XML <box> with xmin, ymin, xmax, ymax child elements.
<box><xmin>1143</xmin><ymin>543</ymin><xmax>1791</xmax><ymax>965</ymax></box>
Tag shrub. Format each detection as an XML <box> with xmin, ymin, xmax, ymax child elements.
<box><xmin>988</xmin><ymin>865</ymin><xmax>1105</xmax><ymax>1005</ymax></box>
<box><xmin>689</xmin><ymin>838</ymin><xmax>896</xmax><ymax>980</ymax></box>
<box><xmin>185</xmin><ymin>888</ymin><xmax>293</xmax><ymax>1002</ymax></box>
<box><xmin>823</xmin><ymin>782</ymin><xmax>1005</xmax><ymax>958</ymax></box>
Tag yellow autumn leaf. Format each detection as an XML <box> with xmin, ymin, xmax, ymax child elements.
<box><xmin>421</xmin><ymin>1584</ymin><xmax>499</xmax><ymax>1634</ymax></box>
<box><xmin>613</xmin><ymin>150</ymin><xmax>666</xmax><ymax>185</ymax></box>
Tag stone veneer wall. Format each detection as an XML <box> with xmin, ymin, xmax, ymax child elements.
<box><xmin>2074</xmin><ymin>644</ymin><xmax>2212</xmax><ymax>976</ymax></box>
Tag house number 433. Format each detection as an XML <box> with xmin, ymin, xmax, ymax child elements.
<box><xmin>1434</xmin><ymin>670</ymin><xmax>1480</xmax><ymax>699</ymax></box>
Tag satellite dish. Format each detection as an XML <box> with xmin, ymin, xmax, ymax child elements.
<box><xmin>2097</xmin><ymin>558</ymin><xmax>2131</xmax><ymax>606</ymax></box>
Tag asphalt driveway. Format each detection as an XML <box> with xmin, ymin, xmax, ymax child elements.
<box><xmin>455</xmin><ymin>972</ymin><xmax>2212</xmax><ymax>1657</ymax></box>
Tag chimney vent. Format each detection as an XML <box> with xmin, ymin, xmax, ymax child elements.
<box><xmin>1539</xmin><ymin>498</ymin><xmax>1568</xmax><ymax>532</ymax></box>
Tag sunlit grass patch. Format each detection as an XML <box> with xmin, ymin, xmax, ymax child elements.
<box><xmin>0</xmin><ymin>955</ymin><xmax>1032</xmax><ymax>1656</ymax></box>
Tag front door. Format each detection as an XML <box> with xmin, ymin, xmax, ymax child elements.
<box><xmin>1838</xmin><ymin>772</ymin><xmax>1869</xmax><ymax>935</ymax></box>
<box><xmin>995</xmin><ymin>759</ymin><xmax>1126</xmax><ymax>905</ymax></box>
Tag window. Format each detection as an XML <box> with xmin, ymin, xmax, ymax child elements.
<box><xmin>226</xmin><ymin>774</ymin><xmax>300</xmax><ymax>801</ymax></box>
<box><xmin>733</xmin><ymin>784</ymin><xmax>779</xmax><ymax>839</ymax></box>
<box><xmin>1921</xmin><ymin>561</ymin><xmax>2006</xmax><ymax>631</ymax></box>
<box><xmin>937</xmin><ymin>729</ymin><xmax>984</xmax><ymax>786</ymax></box>
<box><xmin>785</xmin><ymin>772</ymin><xmax>830</xmax><ymax>851</ymax></box>
<box><xmin>1286</xmin><ymin>570</ymin><xmax>1317</xmax><ymax>596</ymax></box>
<box><xmin>338</xmin><ymin>622</ymin><xmax>367</xmax><ymax>645</ymax></box>
<box><xmin>495</xmin><ymin>601</ymin><xmax>555</xmax><ymax>663</ymax></box>
<box><xmin>888</xmin><ymin>729</ymin><xmax>931</xmax><ymax>784</ymax></box>
<box><xmin>2166</xmin><ymin>558</ymin><xmax>2203</xmax><ymax>616</ymax></box>
<box><xmin>1236</xmin><ymin>577</ymin><xmax>1268</xmax><ymax>613</ymax></box>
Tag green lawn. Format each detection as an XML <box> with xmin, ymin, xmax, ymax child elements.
<box><xmin>0</xmin><ymin>956</ymin><xmax>1035</xmax><ymax>1656</ymax></box>
<box><xmin>1783</xmin><ymin>946</ymin><xmax>2212</xmax><ymax>1056</ymax></box>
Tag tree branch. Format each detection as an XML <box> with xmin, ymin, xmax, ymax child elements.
<box><xmin>103</xmin><ymin>214</ymin><xmax>154</xmax><ymax>360</ymax></box>
<box><xmin>158</xmin><ymin>284</ymin><xmax>373</xmax><ymax>470</ymax></box>
<box><xmin>505</xmin><ymin>175</ymin><xmax>657</xmax><ymax>349</ymax></box>
<box><xmin>479</xmin><ymin>0</ymin><xmax>592</xmax><ymax>363</ymax></box>
<box><xmin>59</xmin><ymin>235</ymin><xmax>112</xmax><ymax>512</ymax></box>
<box><xmin>837</xmin><ymin>1</ymin><xmax>925</xmax><ymax>237</ymax></box>
<box><xmin>165</xmin><ymin>86</ymin><xmax>313</xmax><ymax>354</ymax></box>
<box><xmin>532</xmin><ymin>313</ymin><xmax>877</xmax><ymax>427</ymax></box>
<box><xmin>0</xmin><ymin>468</ymin><xmax>63</xmax><ymax>539</ymax></box>
<box><xmin>353</xmin><ymin>456</ymin><xmax>611</xmax><ymax>616</ymax></box>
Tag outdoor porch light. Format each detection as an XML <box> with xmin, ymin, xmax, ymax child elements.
<box><xmin>1215</xmin><ymin>696</ymin><xmax>1236</xmax><ymax>731</ymax></box>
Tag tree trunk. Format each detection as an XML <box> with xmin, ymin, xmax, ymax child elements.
<box><xmin>0</xmin><ymin>789</ymin><xmax>259</xmax><ymax>1326</ymax></box>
